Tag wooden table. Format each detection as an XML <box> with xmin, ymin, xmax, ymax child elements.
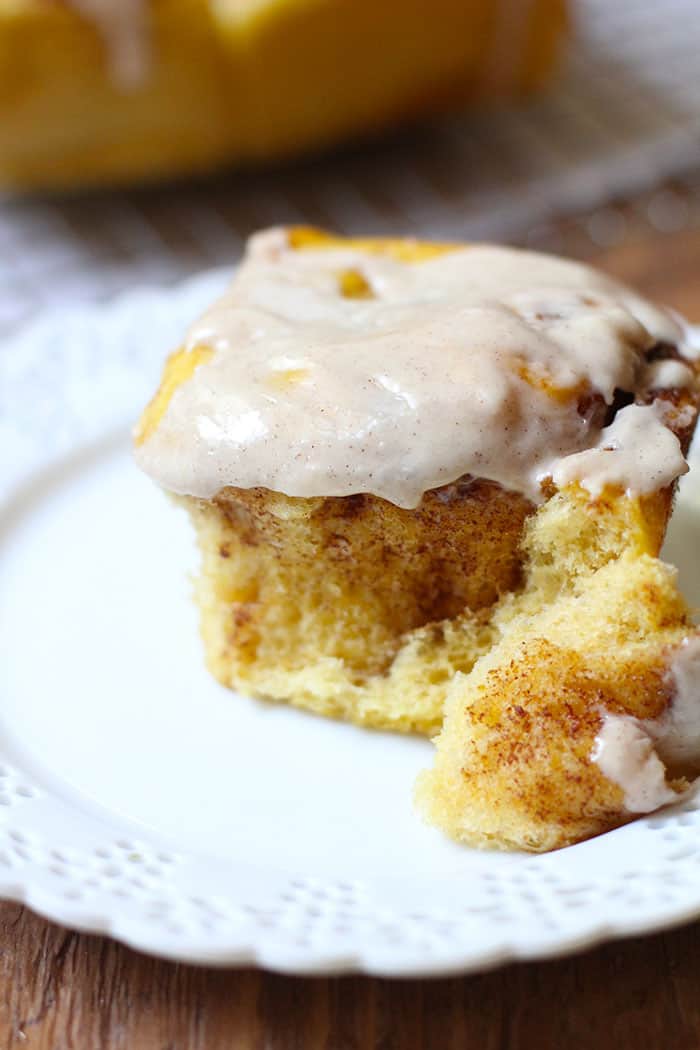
<box><xmin>2</xmin><ymin>214</ymin><xmax>699</xmax><ymax>1050</ymax></box>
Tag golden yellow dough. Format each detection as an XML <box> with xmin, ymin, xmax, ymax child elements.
<box><xmin>137</xmin><ymin>229</ymin><xmax>700</xmax><ymax>852</ymax></box>
<box><xmin>416</xmin><ymin>500</ymin><xmax>698</xmax><ymax>852</ymax></box>
<box><xmin>186</xmin><ymin>479</ymin><xmax>532</xmax><ymax>736</ymax></box>
<box><xmin>0</xmin><ymin>0</ymin><xmax>567</xmax><ymax>190</ymax></box>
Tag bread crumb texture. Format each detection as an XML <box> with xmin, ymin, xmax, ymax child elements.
<box><xmin>186</xmin><ymin>476</ymin><xmax>698</xmax><ymax>852</ymax></box>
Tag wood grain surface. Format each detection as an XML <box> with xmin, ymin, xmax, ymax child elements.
<box><xmin>2</xmin><ymin>212</ymin><xmax>700</xmax><ymax>1050</ymax></box>
<box><xmin>2</xmin><ymin>903</ymin><xmax>700</xmax><ymax>1050</ymax></box>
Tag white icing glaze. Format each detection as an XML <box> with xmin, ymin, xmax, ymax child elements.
<box><xmin>641</xmin><ymin>359</ymin><xmax>695</xmax><ymax>390</ymax></box>
<box><xmin>657</xmin><ymin>636</ymin><xmax>700</xmax><ymax>767</ymax></box>
<box><xmin>591</xmin><ymin>715</ymin><xmax>677</xmax><ymax>814</ymax></box>
<box><xmin>67</xmin><ymin>0</ymin><xmax>149</xmax><ymax>88</ymax></box>
<box><xmin>136</xmin><ymin>228</ymin><xmax>693</xmax><ymax>507</ymax></box>
<box><xmin>592</xmin><ymin>636</ymin><xmax>700</xmax><ymax>813</ymax></box>
<box><xmin>550</xmin><ymin>402</ymin><xmax>688</xmax><ymax>498</ymax></box>
<box><xmin>680</xmin><ymin>324</ymin><xmax>700</xmax><ymax>361</ymax></box>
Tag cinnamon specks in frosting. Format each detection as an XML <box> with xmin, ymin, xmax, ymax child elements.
<box><xmin>136</xmin><ymin>228</ymin><xmax>697</xmax><ymax>507</ymax></box>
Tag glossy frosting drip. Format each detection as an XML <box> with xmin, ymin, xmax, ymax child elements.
<box><xmin>659</xmin><ymin>636</ymin><xmax>700</xmax><ymax>768</ymax></box>
<box><xmin>591</xmin><ymin>636</ymin><xmax>700</xmax><ymax>813</ymax></box>
<box><xmin>67</xmin><ymin>0</ymin><xmax>149</xmax><ymax>88</ymax></box>
<box><xmin>591</xmin><ymin>715</ymin><xmax>677</xmax><ymax>814</ymax></box>
<box><xmin>551</xmin><ymin>402</ymin><xmax>688</xmax><ymax>497</ymax></box>
<box><xmin>136</xmin><ymin>228</ymin><xmax>694</xmax><ymax>507</ymax></box>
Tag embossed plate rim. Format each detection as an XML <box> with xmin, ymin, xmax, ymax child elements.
<box><xmin>0</xmin><ymin>278</ymin><xmax>699</xmax><ymax>975</ymax></box>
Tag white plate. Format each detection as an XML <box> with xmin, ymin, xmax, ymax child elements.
<box><xmin>1</xmin><ymin>280</ymin><xmax>700</xmax><ymax>976</ymax></box>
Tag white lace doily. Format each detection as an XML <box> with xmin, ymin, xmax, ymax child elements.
<box><xmin>0</xmin><ymin>278</ymin><xmax>699</xmax><ymax>975</ymax></box>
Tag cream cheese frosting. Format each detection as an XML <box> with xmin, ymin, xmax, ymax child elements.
<box><xmin>551</xmin><ymin>402</ymin><xmax>688</xmax><ymax>498</ymax></box>
<box><xmin>591</xmin><ymin>636</ymin><xmax>700</xmax><ymax>813</ymax></box>
<box><xmin>136</xmin><ymin>228</ymin><xmax>695</xmax><ymax>507</ymax></box>
<box><xmin>657</xmin><ymin>636</ymin><xmax>700</xmax><ymax>769</ymax></box>
<box><xmin>591</xmin><ymin>715</ymin><xmax>677</xmax><ymax>814</ymax></box>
